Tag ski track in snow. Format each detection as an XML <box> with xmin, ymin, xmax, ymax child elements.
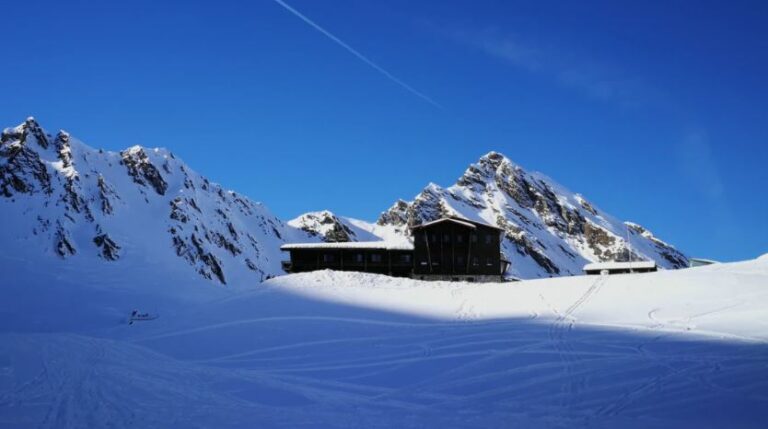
<box><xmin>3</xmin><ymin>259</ymin><xmax>768</xmax><ymax>428</ymax></box>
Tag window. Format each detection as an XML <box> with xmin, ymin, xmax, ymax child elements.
<box><xmin>470</xmin><ymin>233</ymin><xmax>478</xmax><ymax>243</ymax></box>
<box><xmin>456</xmin><ymin>234</ymin><xmax>463</xmax><ymax>244</ymax></box>
<box><xmin>323</xmin><ymin>253</ymin><xmax>335</xmax><ymax>263</ymax></box>
<box><xmin>430</xmin><ymin>234</ymin><xmax>438</xmax><ymax>243</ymax></box>
<box><xmin>456</xmin><ymin>256</ymin><xmax>465</xmax><ymax>266</ymax></box>
<box><xmin>472</xmin><ymin>257</ymin><xmax>479</xmax><ymax>266</ymax></box>
<box><xmin>355</xmin><ymin>253</ymin><xmax>364</xmax><ymax>263</ymax></box>
<box><xmin>371</xmin><ymin>253</ymin><xmax>383</xmax><ymax>263</ymax></box>
<box><xmin>484</xmin><ymin>234</ymin><xmax>493</xmax><ymax>245</ymax></box>
<box><xmin>420</xmin><ymin>260</ymin><xmax>428</xmax><ymax>266</ymax></box>
<box><xmin>400</xmin><ymin>254</ymin><xmax>412</xmax><ymax>263</ymax></box>
<box><xmin>443</xmin><ymin>234</ymin><xmax>450</xmax><ymax>243</ymax></box>
<box><xmin>486</xmin><ymin>257</ymin><xmax>494</xmax><ymax>266</ymax></box>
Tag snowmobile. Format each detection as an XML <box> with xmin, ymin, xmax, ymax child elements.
<box><xmin>129</xmin><ymin>309</ymin><xmax>158</xmax><ymax>325</ymax></box>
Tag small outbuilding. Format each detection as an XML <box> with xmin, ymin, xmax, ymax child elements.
<box><xmin>583</xmin><ymin>260</ymin><xmax>657</xmax><ymax>275</ymax></box>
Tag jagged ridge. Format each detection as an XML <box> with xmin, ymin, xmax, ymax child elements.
<box><xmin>1</xmin><ymin>118</ymin><xmax>687</xmax><ymax>284</ymax></box>
<box><xmin>0</xmin><ymin>118</ymin><xmax>313</xmax><ymax>285</ymax></box>
<box><xmin>374</xmin><ymin>151</ymin><xmax>688</xmax><ymax>278</ymax></box>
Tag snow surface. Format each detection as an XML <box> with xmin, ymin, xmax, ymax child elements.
<box><xmin>2</xmin><ymin>254</ymin><xmax>768</xmax><ymax>428</ymax></box>
<box><xmin>583</xmin><ymin>260</ymin><xmax>657</xmax><ymax>271</ymax></box>
<box><xmin>281</xmin><ymin>241</ymin><xmax>414</xmax><ymax>250</ymax></box>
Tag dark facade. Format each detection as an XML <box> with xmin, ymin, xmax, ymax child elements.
<box><xmin>281</xmin><ymin>217</ymin><xmax>509</xmax><ymax>282</ymax></box>
<box><xmin>412</xmin><ymin>218</ymin><xmax>508</xmax><ymax>281</ymax></box>
<box><xmin>281</xmin><ymin>244</ymin><xmax>414</xmax><ymax>277</ymax></box>
<box><xmin>583</xmin><ymin>261</ymin><xmax>657</xmax><ymax>275</ymax></box>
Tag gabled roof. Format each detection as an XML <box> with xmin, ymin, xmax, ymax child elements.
<box><xmin>281</xmin><ymin>241</ymin><xmax>414</xmax><ymax>251</ymax></box>
<box><xmin>411</xmin><ymin>216</ymin><xmax>504</xmax><ymax>231</ymax></box>
<box><xmin>688</xmin><ymin>258</ymin><xmax>719</xmax><ymax>264</ymax></box>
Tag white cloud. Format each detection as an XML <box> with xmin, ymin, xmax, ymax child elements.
<box><xmin>678</xmin><ymin>131</ymin><xmax>725</xmax><ymax>199</ymax></box>
<box><xmin>450</xmin><ymin>28</ymin><xmax>660</xmax><ymax>107</ymax></box>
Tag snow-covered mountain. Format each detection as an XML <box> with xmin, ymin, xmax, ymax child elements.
<box><xmin>1</xmin><ymin>118</ymin><xmax>687</xmax><ymax>285</ymax></box>
<box><xmin>372</xmin><ymin>152</ymin><xmax>688</xmax><ymax>278</ymax></box>
<box><xmin>0</xmin><ymin>118</ymin><xmax>312</xmax><ymax>285</ymax></box>
<box><xmin>288</xmin><ymin>211</ymin><xmax>378</xmax><ymax>242</ymax></box>
<box><xmin>288</xmin><ymin>210</ymin><xmax>410</xmax><ymax>246</ymax></box>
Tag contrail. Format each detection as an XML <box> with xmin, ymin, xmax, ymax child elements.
<box><xmin>272</xmin><ymin>0</ymin><xmax>443</xmax><ymax>109</ymax></box>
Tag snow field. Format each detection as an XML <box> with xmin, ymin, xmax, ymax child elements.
<box><xmin>1</xmin><ymin>257</ymin><xmax>768</xmax><ymax>428</ymax></box>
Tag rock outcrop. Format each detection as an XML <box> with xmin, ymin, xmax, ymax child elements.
<box><xmin>376</xmin><ymin>152</ymin><xmax>688</xmax><ymax>278</ymax></box>
<box><xmin>0</xmin><ymin>118</ymin><xmax>311</xmax><ymax>285</ymax></box>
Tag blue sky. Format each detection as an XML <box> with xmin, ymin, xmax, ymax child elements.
<box><xmin>2</xmin><ymin>0</ymin><xmax>767</xmax><ymax>261</ymax></box>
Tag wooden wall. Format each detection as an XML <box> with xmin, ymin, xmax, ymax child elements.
<box><xmin>413</xmin><ymin>222</ymin><xmax>501</xmax><ymax>276</ymax></box>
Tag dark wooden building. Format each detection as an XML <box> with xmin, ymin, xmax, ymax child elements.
<box><xmin>281</xmin><ymin>242</ymin><xmax>415</xmax><ymax>277</ymax></box>
<box><xmin>281</xmin><ymin>216</ymin><xmax>510</xmax><ymax>282</ymax></box>
<box><xmin>411</xmin><ymin>217</ymin><xmax>509</xmax><ymax>282</ymax></box>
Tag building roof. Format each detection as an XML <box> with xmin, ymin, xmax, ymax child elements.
<box><xmin>583</xmin><ymin>261</ymin><xmax>657</xmax><ymax>271</ymax></box>
<box><xmin>688</xmin><ymin>258</ymin><xmax>719</xmax><ymax>265</ymax></box>
<box><xmin>281</xmin><ymin>241</ymin><xmax>414</xmax><ymax>251</ymax></box>
<box><xmin>412</xmin><ymin>216</ymin><xmax>504</xmax><ymax>231</ymax></box>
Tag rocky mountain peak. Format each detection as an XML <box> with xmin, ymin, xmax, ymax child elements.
<box><xmin>2</xmin><ymin>117</ymin><xmax>48</xmax><ymax>149</ymax></box>
<box><xmin>288</xmin><ymin>211</ymin><xmax>357</xmax><ymax>242</ymax></box>
<box><xmin>121</xmin><ymin>148</ymin><xmax>168</xmax><ymax>195</ymax></box>
<box><xmin>377</xmin><ymin>151</ymin><xmax>688</xmax><ymax>278</ymax></box>
<box><xmin>377</xmin><ymin>199</ymin><xmax>409</xmax><ymax>226</ymax></box>
<box><xmin>0</xmin><ymin>117</ymin><xmax>307</xmax><ymax>285</ymax></box>
<box><xmin>1</xmin><ymin>118</ymin><xmax>689</xmax><ymax>284</ymax></box>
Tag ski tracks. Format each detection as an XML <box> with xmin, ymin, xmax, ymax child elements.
<box><xmin>544</xmin><ymin>275</ymin><xmax>606</xmax><ymax>411</ymax></box>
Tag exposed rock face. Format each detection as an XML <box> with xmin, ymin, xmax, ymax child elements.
<box><xmin>93</xmin><ymin>233</ymin><xmax>120</xmax><ymax>261</ymax></box>
<box><xmin>376</xmin><ymin>200</ymin><xmax>409</xmax><ymax>227</ymax></box>
<box><xmin>120</xmin><ymin>147</ymin><xmax>168</xmax><ymax>196</ymax></box>
<box><xmin>0</xmin><ymin>119</ymin><xmax>52</xmax><ymax>197</ymax></box>
<box><xmin>626</xmin><ymin>222</ymin><xmax>689</xmax><ymax>268</ymax></box>
<box><xmin>288</xmin><ymin>211</ymin><xmax>357</xmax><ymax>242</ymax></box>
<box><xmin>0</xmin><ymin>118</ymin><xmax>311</xmax><ymax>285</ymax></box>
<box><xmin>377</xmin><ymin>151</ymin><xmax>688</xmax><ymax>278</ymax></box>
<box><xmin>55</xmin><ymin>223</ymin><xmax>76</xmax><ymax>258</ymax></box>
<box><xmin>0</xmin><ymin>118</ymin><xmax>688</xmax><ymax>284</ymax></box>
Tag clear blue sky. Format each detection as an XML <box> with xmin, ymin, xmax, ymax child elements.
<box><xmin>2</xmin><ymin>0</ymin><xmax>767</xmax><ymax>261</ymax></box>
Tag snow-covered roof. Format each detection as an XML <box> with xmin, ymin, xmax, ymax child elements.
<box><xmin>583</xmin><ymin>261</ymin><xmax>657</xmax><ymax>271</ymax></box>
<box><xmin>688</xmin><ymin>258</ymin><xmax>719</xmax><ymax>265</ymax></box>
<box><xmin>281</xmin><ymin>241</ymin><xmax>414</xmax><ymax>251</ymax></box>
<box><xmin>412</xmin><ymin>217</ymin><xmax>503</xmax><ymax>231</ymax></box>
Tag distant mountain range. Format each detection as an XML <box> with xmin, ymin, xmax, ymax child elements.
<box><xmin>0</xmin><ymin>118</ymin><xmax>687</xmax><ymax>284</ymax></box>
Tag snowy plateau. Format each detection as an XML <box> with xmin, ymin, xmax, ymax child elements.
<box><xmin>1</xmin><ymin>118</ymin><xmax>767</xmax><ymax>428</ymax></box>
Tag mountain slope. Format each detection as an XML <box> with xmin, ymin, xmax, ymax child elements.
<box><xmin>0</xmin><ymin>118</ymin><xmax>311</xmax><ymax>285</ymax></box>
<box><xmin>374</xmin><ymin>152</ymin><xmax>687</xmax><ymax>278</ymax></box>
<box><xmin>288</xmin><ymin>211</ymin><xmax>380</xmax><ymax>242</ymax></box>
<box><xmin>1</xmin><ymin>119</ymin><xmax>687</xmax><ymax>284</ymax></box>
<box><xmin>288</xmin><ymin>210</ymin><xmax>411</xmax><ymax>246</ymax></box>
